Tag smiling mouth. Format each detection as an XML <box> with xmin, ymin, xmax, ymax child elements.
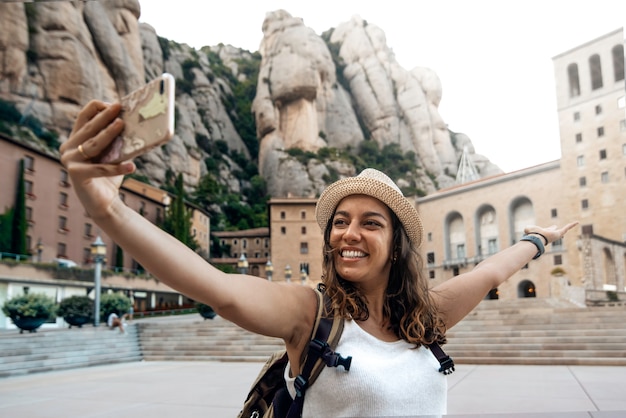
<box><xmin>340</xmin><ymin>250</ymin><xmax>367</xmax><ymax>259</ymax></box>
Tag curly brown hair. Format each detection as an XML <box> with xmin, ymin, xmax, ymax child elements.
<box><xmin>320</xmin><ymin>210</ymin><xmax>447</xmax><ymax>347</ymax></box>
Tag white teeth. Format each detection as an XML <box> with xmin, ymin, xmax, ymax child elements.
<box><xmin>341</xmin><ymin>250</ymin><xmax>366</xmax><ymax>258</ymax></box>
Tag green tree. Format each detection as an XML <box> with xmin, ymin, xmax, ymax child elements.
<box><xmin>162</xmin><ymin>173</ymin><xmax>197</xmax><ymax>250</ymax></box>
<box><xmin>0</xmin><ymin>207</ymin><xmax>14</xmax><ymax>253</ymax></box>
<box><xmin>11</xmin><ymin>159</ymin><xmax>28</xmax><ymax>256</ymax></box>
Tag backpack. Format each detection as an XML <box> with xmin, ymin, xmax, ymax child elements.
<box><xmin>238</xmin><ymin>285</ymin><xmax>455</xmax><ymax>418</ymax></box>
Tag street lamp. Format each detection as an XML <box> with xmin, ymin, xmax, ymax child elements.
<box><xmin>91</xmin><ymin>236</ymin><xmax>106</xmax><ymax>327</ymax></box>
<box><xmin>36</xmin><ymin>238</ymin><xmax>43</xmax><ymax>262</ymax></box>
<box><xmin>265</xmin><ymin>259</ymin><xmax>273</xmax><ymax>281</ymax></box>
<box><xmin>300</xmin><ymin>267</ymin><xmax>308</xmax><ymax>285</ymax></box>
<box><xmin>237</xmin><ymin>253</ymin><xmax>249</xmax><ymax>274</ymax></box>
<box><xmin>284</xmin><ymin>264</ymin><xmax>292</xmax><ymax>282</ymax></box>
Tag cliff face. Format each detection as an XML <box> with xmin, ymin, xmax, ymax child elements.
<box><xmin>0</xmin><ymin>2</ymin><xmax>501</xmax><ymax>199</ymax></box>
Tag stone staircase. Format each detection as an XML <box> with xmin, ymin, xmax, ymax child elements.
<box><xmin>1</xmin><ymin>299</ymin><xmax>624</xmax><ymax>378</ymax></box>
<box><xmin>445</xmin><ymin>298</ymin><xmax>626</xmax><ymax>366</ymax></box>
<box><xmin>137</xmin><ymin>315</ymin><xmax>284</xmax><ymax>361</ymax></box>
<box><xmin>0</xmin><ymin>323</ymin><xmax>142</xmax><ymax>378</ymax></box>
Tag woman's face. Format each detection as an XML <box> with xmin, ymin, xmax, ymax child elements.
<box><xmin>329</xmin><ymin>195</ymin><xmax>394</xmax><ymax>287</ymax></box>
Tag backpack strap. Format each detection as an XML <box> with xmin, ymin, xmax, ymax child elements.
<box><xmin>427</xmin><ymin>341</ymin><xmax>455</xmax><ymax>375</ymax></box>
<box><xmin>286</xmin><ymin>285</ymin><xmax>351</xmax><ymax>418</ymax></box>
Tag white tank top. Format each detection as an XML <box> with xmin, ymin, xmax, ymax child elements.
<box><xmin>285</xmin><ymin>318</ymin><xmax>447</xmax><ymax>417</ymax></box>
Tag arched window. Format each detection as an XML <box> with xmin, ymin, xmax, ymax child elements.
<box><xmin>510</xmin><ymin>197</ymin><xmax>535</xmax><ymax>244</ymax></box>
<box><xmin>612</xmin><ymin>44</ymin><xmax>625</xmax><ymax>82</ymax></box>
<box><xmin>476</xmin><ymin>205</ymin><xmax>498</xmax><ymax>256</ymax></box>
<box><xmin>589</xmin><ymin>54</ymin><xmax>603</xmax><ymax>90</ymax></box>
<box><xmin>567</xmin><ymin>63</ymin><xmax>580</xmax><ymax>97</ymax></box>
<box><xmin>446</xmin><ymin>213</ymin><xmax>466</xmax><ymax>261</ymax></box>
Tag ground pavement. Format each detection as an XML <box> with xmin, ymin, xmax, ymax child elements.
<box><xmin>1</xmin><ymin>360</ymin><xmax>625</xmax><ymax>417</ymax></box>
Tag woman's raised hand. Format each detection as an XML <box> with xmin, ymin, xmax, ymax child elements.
<box><xmin>59</xmin><ymin>100</ymin><xmax>135</xmax><ymax>221</ymax></box>
<box><xmin>524</xmin><ymin>222</ymin><xmax>579</xmax><ymax>245</ymax></box>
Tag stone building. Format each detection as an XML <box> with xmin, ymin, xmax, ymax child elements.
<box><xmin>210</xmin><ymin>227</ymin><xmax>270</xmax><ymax>277</ymax></box>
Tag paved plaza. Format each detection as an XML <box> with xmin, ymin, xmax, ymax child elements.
<box><xmin>0</xmin><ymin>361</ymin><xmax>625</xmax><ymax>417</ymax></box>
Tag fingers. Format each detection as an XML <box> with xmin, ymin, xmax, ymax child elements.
<box><xmin>61</xmin><ymin>101</ymin><xmax>123</xmax><ymax>157</ymax></box>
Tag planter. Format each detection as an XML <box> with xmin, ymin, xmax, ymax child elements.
<box><xmin>64</xmin><ymin>315</ymin><xmax>91</xmax><ymax>328</ymax></box>
<box><xmin>199</xmin><ymin>310</ymin><xmax>217</xmax><ymax>320</ymax></box>
<box><xmin>12</xmin><ymin>316</ymin><xmax>47</xmax><ymax>333</ymax></box>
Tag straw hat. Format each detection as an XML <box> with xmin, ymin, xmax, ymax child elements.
<box><xmin>315</xmin><ymin>168</ymin><xmax>423</xmax><ymax>247</ymax></box>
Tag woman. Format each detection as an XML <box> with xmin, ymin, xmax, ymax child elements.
<box><xmin>60</xmin><ymin>100</ymin><xmax>577</xmax><ymax>416</ymax></box>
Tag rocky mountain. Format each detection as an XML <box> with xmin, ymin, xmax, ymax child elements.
<box><xmin>0</xmin><ymin>1</ymin><xmax>501</xmax><ymax>204</ymax></box>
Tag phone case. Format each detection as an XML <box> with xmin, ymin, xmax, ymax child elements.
<box><xmin>97</xmin><ymin>73</ymin><xmax>175</xmax><ymax>163</ymax></box>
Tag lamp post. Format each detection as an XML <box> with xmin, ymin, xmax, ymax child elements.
<box><xmin>265</xmin><ymin>259</ymin><xmax>273</xmax><ymax>281</ymax></box>
<box><xmin>300</xmin><ymin>266</ymin><xmax>308</xmax><ymax>285</ymax></box>
<box><xmin>91</xmin><ymin>236</ymin><xmax>106</xmax><ymax>327</ymax></box>
<box><xmin>36</xmin><ymin>238</ymin><xmax>43</xmax><ymax>262</ymax></box>
<box><xmin>237</xmin><ymin>253</ymin><xmax>249</xmax><ymax>274</ymax></box>
<box><xmin>284</xmin><ymin>264</ymin><xmax>292</xmax><ymax>282</ymax></box>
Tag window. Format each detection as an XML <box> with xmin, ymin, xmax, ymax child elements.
<box><xmin>575</xmin><ymin>133</ymin><xmax>582</xmax><ymax>143</ymax></box>
<box><xmin>621</xmin><ymin>120</ymin><xmax>626</xmax><ymax>132</ymax></box>
<box><xmin>597</xmin><ymin>127</ymin><xmax>604</xmax><ymax>137</ymax></box>
<box><xmin>589</xmin><ymin>54</ymin><xmax>603</xmax><ymax>90</ymax></box>
<box><xmin>553</xmin><ymin>255</ymin><xmax>563</xmax><ymax>265</ymax></box>
<box><xmin>577</xmin><ymin>155</ymin><xmax>584</xmax><ymax>167</ymax></box>
<box><xmin>264</xmin><ymin>238</ymin><xmax>269</xmax><ymax>248</ymax></box>
<box><xmin>456</xmin><ymin>244</ymin><xmax>465</xmax><ymax>259</ymax></box>
<box><xmin>300</xmin><ymin>242</ymin><xmax>308</xmax><ymax>254</ymax></box>
<box><xmin>281</xmin><ymin>227</ymin><xmax>286</xmax><ymax>234</ymax></box>
<box><xmin>84</xmin><ymin>223</ymin><xmax>93</xmax><ymax>237</ymax></box>
<box><xmin>429</xmin><ymin>270</ymin><xmax>435</xmax><ymax>279</ymax></box>
<box><xmin>26</xmin><ymin>207</ymin><xmax>33</xmax><ymax>222</ymax></box>
<box><xmin>623</xmin><ymin>144</ymin><xmax>626</xmax><ymax>155</ymax></box>
<box><xmin>581</xmin><ymin>224</ymin><xmax>593</xmax><ymax>235</ymax></box>
<box><xmin>579</xmin><ymin>177</ymin><xmax>586</xmax><ymax>187</ymax></box>
<box><xmin>487</xmin><ymin>239</ymin><xmax>497</xmax><ymax>255</ymax></box>
<box><xmin>452</xmin><ymin>267</ymin><xmax>460</xmax><ymax>276</ymax></box>
<box><xmin>58</xmin><ymin>216</ymin><xmax>68</xmax><ymax>231</ymax></box>
<box><xmin>551</xmin><ymin>208</ymin><xmax>558</xmax><ymax>218</ymax></box>
<box><xmin>567</xmin><ymin>63</ymin><xmax>580</xmax><ymax>97</ymax></box>
<box><xmin>60</xmin><ymin>169</ymin><xmax>69</xmax><ymax>186</ymax></box>
<box><xmin>243</xmin><ymin>239</ymin><xmax>247</xmax><ymax>249</ymax></box>
<box><xmin>57</xmin><ymin>242</ymin><xmax>67</xmax><ymax>257</ymax></box>
<box><xmin>613</xmin><ymin>44</ymin><xmax>625</xmax><ymax>82</ymax></box>
<box><xmin>599</xmin><ymin>149</ymin><xmax>607</xmax><ymax>160</ymax></box>
<box><xmin>581</xmin><ymin>199</ymin><xmax>589</xmax><ymax>210</ymax></box>
<box><xmin>59</xmin><ymin>192</ymin><xmax>68</xmax><ymax>207</ymax></box>
<box><xmin>301</xmin><ymin>226</ymin><xmax>306</xmax><ymax>234</ymax></box>
<box><xmin>552</xmin><ymin>238</ymin><xmax>563</xmax><ymax>249</ymax></box>
<box><xmin>300</xmin><ymin>211</ymin><xmax>306</xmax><ymax>220</ymax></box>
<box><xmin>595</xmin><ymin>105</ymin><xmax>602</xmax><ymax>115</ymax></box>
<box><xmin>573</xmin><ymin>112</ymin><xmax>580</xmax><ymax>122</ymax></box>
<box><xmin>601</xmin><ymin>172</ymin><xmax>609</xmax><ymax>183</ymax></box>
<box><xmin>24</xmin><ymin>155</ymin><xmax>34</xmax><ymax>172</ymax></box>
<box><xmin>25</xmin><ymin>180</ymin><xmax>34</xmax><ymax>197</ymax></box>
<box><xmin>619</xmin><ymin>96</ymin><xmax>626</xmax><ymax>109</ymax></box>
<box><xmin>280</xmin><ymin>211</ymin><xmax>286</xmax><ymax>220</ymax></box>
<box><xmin>427</xmin><ymin>252</ymin><xmax>435</xmax><ymax>264</ymax></box>
<box><xmin>427</xmin><ymin>232</ymin><xmax>432</xmax><ymax>242</ymax></box>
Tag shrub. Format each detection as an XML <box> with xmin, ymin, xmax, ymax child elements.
<box><xmin>57</xmin><ymin>295</ymin><xmax>94</xmax><ymax>322</ymax></box>
<box><xmin>100</xmin><ymin>293</ymin><xmax>131</xmax><ymax>319</ymax></box>
<box><xmin>2</xmin><ymin>293</ymin><xmax>57</xmax><ymax>320</ymax></box>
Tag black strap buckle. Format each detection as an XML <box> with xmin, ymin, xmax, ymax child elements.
<box><xmin>438</xmin><ymin>357</ymin><xmax>455</xmax><ymax>375</ymax></box>
<box><xmin>309</xmin><ymin>338</ymin><xmax>352</xmax><ymax>371</ymax></box>
<box><xmin>293</xmin><ymin>375</ymin><xmax>308</xmax><ymax>398</ymax></box>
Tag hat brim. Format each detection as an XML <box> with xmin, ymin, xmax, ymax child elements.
<box><xmin>315</xmin><ymin>177</ymin><xmax>423</xmax><ymax>248</ymax></box>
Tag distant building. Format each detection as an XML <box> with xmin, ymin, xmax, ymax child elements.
<box><xmin>210</xmin><ymin>227</ymin><xmax>270</xmax><ymax>277</ymax></box>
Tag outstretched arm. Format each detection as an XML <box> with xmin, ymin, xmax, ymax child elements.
<box><xmin>59</xmin><ymin>101</ymin><xmax>317</xmax><ymax>346</ymax></box>
<box><xmin>431</xmin><ymin>222</ymin><xmax>578</xmax><ymax>329</ymax></box>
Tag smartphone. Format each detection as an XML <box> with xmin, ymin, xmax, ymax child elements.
<box><xmin>96</xmin><ymin>73</ymin><xmax>175</xmax><ymax>163</ymax></box>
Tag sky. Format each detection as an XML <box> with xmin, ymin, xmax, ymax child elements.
<box><xmin>139</xmin><ymin>1</ymin><xmax>625</xmax><ymax>173</ymax></box>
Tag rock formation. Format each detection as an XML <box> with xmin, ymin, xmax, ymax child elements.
<box><xmin>0</xmin><ymin>1</ymin><xmax>501</xmax><ymax>201</ymax></box>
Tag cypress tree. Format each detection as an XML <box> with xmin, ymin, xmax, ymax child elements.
<box><xmin>11</xmin><ymin>159</ymin><xmax>28</xmax><ymax>256</ymax></box>
<box><xmin>162</xmin><ymin>173</ymin><xmax>197</xmax><ymax>250</ymax></box>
